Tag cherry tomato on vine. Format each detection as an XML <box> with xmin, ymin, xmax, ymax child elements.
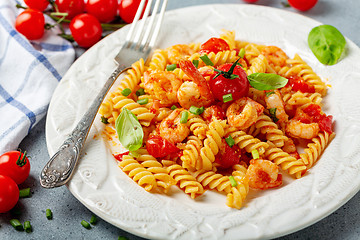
<box><xmin>0</xmin><ymin>175</ymin><xmax>19</xmax><ymax>213</ymax></box>
<box><xmin>146</xmin><ymin>135</ymin><xmax>179</xmax><ymax>158</ymax></box>
<box><xmin>209</xmin><ymin>62</ymin><xmax>249</xmax><ymax>102</ymax></box>
<box><xmin>15</xmin><ymin>9</ymin><xmax>45</xmax><ymax>40</ymax></box>
<box><xmin>118</xmin><ymin>0</ymin><xmax>147</xmax><ymax>24</ymax></box>
<box><xmin>24</xmin><ymin>0</ymin><xmax>49</xmax><ymax>11</ymax></box>
<box><xmin>0</xmin><ymin>150</ymin><xmax>31</xmax><ymax>185</ymax></box>
<box><xmin>86</xmin><ymin>0</ymin><xmax>119</xmax><ymax>23</ymax></box>
<box><xmin>70</xmin><ymin>13</ymin><xmax>102</xmax><ymax>48</ymax></box>
<box><xmin>288</xmin><ymin>0</ymin><xmax>318</xmax><ymax>11</ymax></box>
<box><xmin>199</xmin><ymin>37</ymin><xmax>230</xmax><ymax>55</ymax></box>
<box><xmin>55</xmin><ymin>0</ymin><xmax>85</xmax><ymax>19</ymax></box>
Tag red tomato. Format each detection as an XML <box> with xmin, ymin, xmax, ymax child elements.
<box><xmin>55</xmin><ymin>0</ymin><xmax>85</xmax><ymax>19</ymax></box>
<box><xmin>319</xmin><ymin>115</ymin><xmax>333</xmax><ymax>133</ymax></box>
<box><xmin>0</xmin><ymin>175</ymin><xmax>19</xmax><ymax>213</ymax></box>
<box><xmin>302</xmin><ymin>104</ymin><xmax>333</xmax><ymax>133</ymax></box>
<box><xmin>209</xmin><ymin>62</ymin><xmax>249</xmax><ymax>102</ymax></box>
<box><xmin>287</xmin><ymin>75</ymin><xmax>315</xmax><ymax>93</ymax></box>
<box><xmin>199</xmin><ymin>37</ymin><xmax>230</xmax><ymax>55</ymax></box>
<box><xmin>0</xmin><ymin>151</ymin><xmax>31</xmax><ymax>185</ymax></box>
<box><xmin>15</xmin><ymin>9</ymin><xmax>45</xmax><ymax>40</ymax></box>
<box><xmin>146</xmin><ymin>135</ymin><xmax>179</xmax><ymax>158</ymax></box>
<box><xmin>118</xmin><ymin>0</ymin><xmax>147</xmax><ymax>24</ymax></box>
<box><xmin>288</xmin><ymin>0</ymin><xmax>318</xmax><ymax>11</ymax></box>
<box><xmin>215</xmin><ymin>139</ymin><xmax>241</xmax><ymax>169</ymax></box>
<box><xmin>24</xmin><ymin>0</ymin><xmax>49</xmax><ymax>11</ymax></box>
<box><xmin>70</xmin><ymin>13</ymin><xmax>102</xmax><ymax>48</ymax></box>
<box><xmin>86</xmin><ymin>0</ymin><xmax>118</xmax><ymax>23</ymax></box>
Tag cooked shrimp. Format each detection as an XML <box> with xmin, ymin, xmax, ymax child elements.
<box><xmin>143</xmin><ymin>70</ymin><xmax>182</xmax><ymax>106</ymax></box>
<box><xmin>158</xmin><ymin>108</ymin><xmax>190</xmax><ymax>144</ymax></box>
<box><xmin>226</xmin><ymin>97</ymin><xmax>264</xmax><ymax>130</ymax></box>
<box><xmin>261</xmin><ymin>46</ymin><xmax>287</xmax><ymax>67</ymax></box>
<box><xmin>166</xmin><ymin>44</ymin><xmax>195</xmax><ymax>64</ymax></box>
<box><xmin>265</xmin><ymin>90</ymin><xmax>289</xmax><ymax>124</ymax></box>
<box><xmin>178</xmin><ymin>60</ymin><xmax>214</xmax><ymax>107</ymax></box>
<box><xmin>285</xmin><ymin>119</ymin><xmax>320</xmax><ymax>139</ymax></box>
<box><xmin>202</xmin><ymin>105</ymin><xmax>226</xmax><ymax>123</ymax></box>
<box><xmin>246</xmin><ymin>159</ymin><xmax>282</xmax><ymax>190</ymax></box>
<box><xmin>282</xmin><ymin>138</ymin><xmax>300</xmax><ymax>159</ymax></box>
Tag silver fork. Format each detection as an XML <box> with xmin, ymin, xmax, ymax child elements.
<box><xmin>39</xmin><ymin>0</ymin><xmax>168</xmax><ymax>189</ymax></box>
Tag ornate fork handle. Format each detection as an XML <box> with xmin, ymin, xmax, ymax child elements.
<box><xmin>40</xmin><ymin>65</ymin><xmax>129</xmax><ymax>188</ymax></box>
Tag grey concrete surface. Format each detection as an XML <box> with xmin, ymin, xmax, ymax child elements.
<box><xmin>1</xmin><ymin>0</ymin><xmax>360</xmax><ymax>239</ymax></box>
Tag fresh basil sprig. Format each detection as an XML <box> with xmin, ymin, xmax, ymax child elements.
<box><xmin>247</xmin><ymin>73</ymin><xmax>288</xmax><ymax>90</ymax></box>
<box><xmin>115</xmin><ymin>108</ymin><xmax>143</xmax><ymax>151</ymax></box>
<box><xmin>308</xmin><ymin>24</ymin><xmax>346</xmax><ymax>65</ymax></box>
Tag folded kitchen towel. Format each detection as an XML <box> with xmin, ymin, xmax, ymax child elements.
<box><xmin>0</xmin><ymin>0</ymin><xmax>75</xmax><ymax>154</ymax></box>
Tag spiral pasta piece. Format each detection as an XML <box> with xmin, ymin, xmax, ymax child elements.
<box><xmin>287</xmin><ymin>54</ymin><xmax>327</xmax><ymax>96</ymax></box>
<box><xmin>188</xmin><ymin>50</ymin><xmax>239</xmax><ymax>68</ymax></box>
<box><xmin>226</xmin><ymin>177</ymin><xmax>249</xmax><ymax>209</ymax></box>
<box><xmin>226</xmin><ymin>126</ymin><xmax>269</xmax><ymax>155</ymax></box>
<box><xmin>254</xmin><ymin>114</ymin><xmax>288</xmax><ymax>148</ymax></box>
<box><xmin>199</xmin><ymin>120</ymin><xmax>227</xmax><ymax>170</ymax></box>
<box><xmin>119</xmin><ymin>58</ymin><xmax>146</xmax><ymax>91</ymax></box>
<box><xmin>112</xmin><ymin>95</ymin><xmax>155</xmax><ymax>126</ymax></box>
<box><xmin>118</xmin><ymin>155</ymin><xmax>157</xmax><ymax>191</ymax></box>
<box><xmin>220</xmin><ymin>29</ymin><xmax>236</xmax><ymax>50</ymax></box>
<box><xmin>163</xmin><ymin>160</ymin><xmax>204</xmax><ymax>199</ymax></box>
<box><xmin>300</xmin><ymin>131</ymin><xmax>335</xmax><ymax>169</ymax></box>
<box><xmin>192</xmin><ymin>169</ymin><xmax>232</xmax><ymax>193</ymax></box>
<box><xmin>134</xmin><ymin>149</ymin><xmax>175</xmax><ymax>193</ymax></box>
<box><xmin>148</xmin><ymin>49</ymin><xmax>168</xmax><ymax>71</ymax></box>
<box><xmin>181</xmin><ymin>135</ymin><xmax>203</xmax><ymax>171</ymax></box>
<box><xmin>247</xmin><ymin>54</ymin><xmax>268</xmax><ymax>75</ymax></box>
<box><xmin>188</xmin><ymin>114</ymin><xmax>209</xmax><ymax>140</ymax></box>
<box><xmin>282</xmin><ymin>91</ymin><xmax>322</xmax><ymax>109</ymax></box>
<box><xmin>264</xmin><ymin>141</ymin><xmax>307</xmax><ymax>179</ymax></box>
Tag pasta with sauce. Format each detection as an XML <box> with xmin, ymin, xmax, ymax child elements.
<box><xmin>99</xmin><ymin>30</ymin><xmax>335</xmax><ymax>209</ymax></box>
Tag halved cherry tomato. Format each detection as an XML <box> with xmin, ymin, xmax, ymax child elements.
<box><xmin>24</xmin><ymin>0</ymin><xmax>49</xmax><ymax>11</ymax></box>
<box><xmin>70</xmin><ymin>13</ymin><xmax>102</xmax><ymax>48</ymax></box>
<box><xmin>118</xmin><ymin>0</ymin><xmax>147</xmax><ymax>24</ymax></box>
<box><xmin>215</xmin><ymin>139</ymin><xmax>241</xmax><ymax>169</ymax></box>
<box><xmin>15</xmin><ymin>9</ymin><xmax>45</xmax><ymax>40</ymax></box>
<box><xmin>146</xmin><ymin>135</ymin><xmax>179</xmax><ymax>158</ymax></box>
<box><xmin>199</xmin><ymin>37</ymin><xmax>230</xmax><ymax>55</ymax></box>
<box><xmin>55</xmin><ymin>0</ymin><xmax>85</xmax><ymax>20</ymax></box>
<box><xmin>0</xmin><ymin>150</ymin><xmax>30</xmax><ymax>185</ymax></box>
<box><xmin>86</xmin><ymin>0</ymin><xmax>119</xmax><ymax>23</ymax></box>
<box><xmin>288</xmin><ymin>0</ymin><xmax>318</xmax><ymax>11</ymax></box>
<box><xmin>209</xmin><ymin>62</ymin><xmax>249</xmax><ymax>102</ymax></box>
<box><xmin>286</xmin><ymin>75</ymin><xmax>315</xmax><ymax>93</ymax></box>
<box><xmin>0</xmin><ymin>175</ymin><xmax>19</xmax><ymax>213</ymax></box>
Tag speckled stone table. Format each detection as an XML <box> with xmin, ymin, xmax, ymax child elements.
<box><xmin>1</xmin><ymin>0</ymin><xmax>360</xmax><ymax>239</ymax></box>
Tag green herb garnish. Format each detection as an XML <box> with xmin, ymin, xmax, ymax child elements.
<box><xmin>199</xmin><ymin>54</ymin><xmax>214</xmax><ymax>66</ymax></box>
<box><xmin>247</xmin><ymin>73</ymin><xmax>288</xmax><ymax>90</ymax></box>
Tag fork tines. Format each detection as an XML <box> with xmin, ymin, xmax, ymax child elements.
<box><xmin>125</xmin><ymin>0</ymin><xmax>168</xmax><ymax>53</ymax></box>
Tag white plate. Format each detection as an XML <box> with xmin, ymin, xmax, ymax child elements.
<box><xmin>46</xmin><ymin>4</ymin><xmax>360</xmax><ymax>240</ymax></box>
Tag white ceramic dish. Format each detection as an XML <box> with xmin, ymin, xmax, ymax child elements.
<box><xmin>46</xmin><ymin>4</ymin><xmax>360</xmax><ymax>240</ymax></box>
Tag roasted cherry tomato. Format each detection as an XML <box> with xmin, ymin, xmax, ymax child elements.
<box><xmin>199</xmin><ymin>37</ymin><xmax>230</xmax><ymax>55</ymax></box>
<box><xmin>215</xmin><ymin>139</ymin><xmax>241</xmax><ymax>169</ymax></box>
<box><xmin>0</xmin><ymin>175</ymin><xmax>19</xmax><ymax>213</ymax></box>
<box><xmin>288</xmin><ymin>0</ymin><xmax>318</xmax><ymax>11</ymax></box>
<box><xmin>286</xmin><ymin>75</ymin><xmax>315</xmax><ymax>93</ymax></box>
<box><xmin>86</xmin><ymin>0</ymin><xmax>118</xmax><ymax>23</ymax></box>
<box><xmin>146</xmin><ymin>135</ymin><xmax>179</xmax><ymax>158</ymax></box>
<box><xmin>118</xmin><ymin>0</ymin><xmax>147</xmax><ymax>24</ymax></box>
<box><xmin>301</xmin><ymin>104</ymin><xmax>333</xmax><ymax>133</ymax></box>
<box><xmin>24</xmin><ymin>0</ymin><xmax>49</xmax><ymax>11</ymax></box>
<box><xmin>55</xmin><ymin>0</ymin><xmax>85</xmax><ymax>19</ymax></box>
<box><xmin>209</xmin><ymin>62</ymin><xmax>249</xmax><ymax>102</ymax></box>
<box><xmin>70</xmin><ymin>13</ymin><xmax>102</xmax><ymax>48</ymax></box>
<box><xmin>0</xmin><ymin>150</ymin><xmax>30</xmax><ymax>185</ymax></box>
<box><xmin>15</xmin><ymin>9</ymin><xmax>45</xmax><ymax>40</ymax></box>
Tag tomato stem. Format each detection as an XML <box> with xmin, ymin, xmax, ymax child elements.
<box><xmin>16</xmin><ymin>150</ymin><xmax>27</xmax><ymax>167</ymax></box>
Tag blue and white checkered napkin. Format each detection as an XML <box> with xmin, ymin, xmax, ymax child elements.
<box><xmin>0</xmin><ymin>0</ymin><xmax>75</xmax><ymax>154</ymax></box>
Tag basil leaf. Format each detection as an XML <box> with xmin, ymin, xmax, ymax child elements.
<box><xmin>247</xmin><ymin>73</ymin><xmax>288</xmax><ymax>90</ymax></box>
<box><xmin>115</xmin><ymin>108</ymin><xmax>143</xmax><ymax>151</ymax></box>
<box><xmin>308</xmin><ymin>24</ymin><xmax>346</xmax><ymax>65</ymax></box>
